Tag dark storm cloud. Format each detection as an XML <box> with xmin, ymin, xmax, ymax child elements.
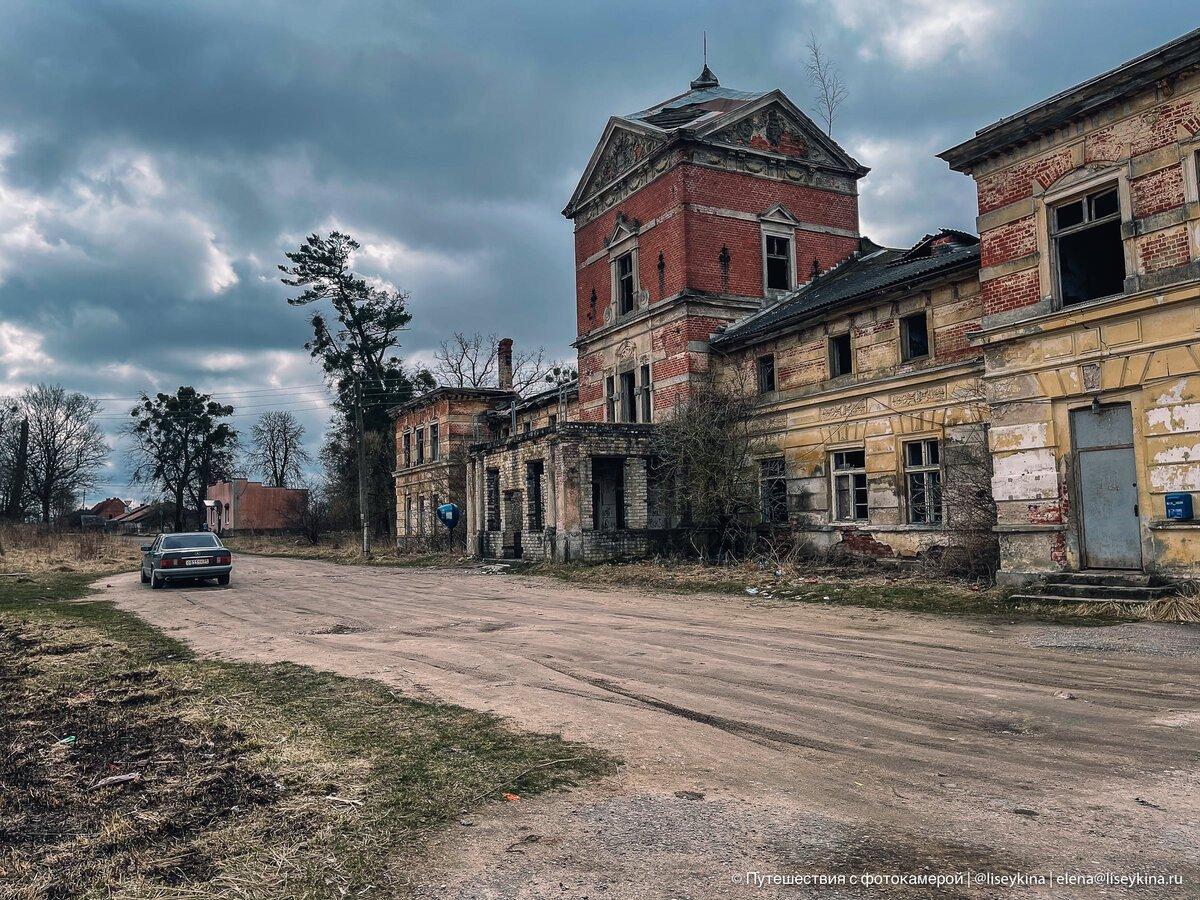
<box><xmin>0</xmin><ymin>0</ymin><xmax>1192</xmax><ymax>499</ymax></box>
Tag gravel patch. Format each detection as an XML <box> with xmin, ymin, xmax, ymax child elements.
<box><xmin>1029</xmin><ymin>622</ymin><xmax>1200</xmax><ymax>657</ymax></box>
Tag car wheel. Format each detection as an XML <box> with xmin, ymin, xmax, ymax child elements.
<box><xmin>150</xmin><ymin>570</ymin><xmax>163</xmax><ymax>589</ymax></box>
<box><xmin>217</xmin><ymin>573</ymin><xmax>230</xmax><ymax>586</ymax></box>
<box><xmin>140</xmin><ymin>567</ymin><xmax>149</xmax><ymax>584</ymax></box>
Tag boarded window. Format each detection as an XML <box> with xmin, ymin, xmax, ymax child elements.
<box><xmin>765</xmin><ymin>235</ymin><xmax>791</xmax><ymax>290</ymax></box>
<box><xmin>756</xmin><ymin>354</ymin><xmax>776</xmax><ymax>393</ymax></box>
<box><xmin>615</xmin><ymin>251</ymin><xmax>636</xmax><ymax>315</ymax></box>
<box><xmin>905</xmin><ymin>439</ymin><xmax>942</xmax><ymax>524</ymax></box>
<box><xmin>901</xmin><ymin>312</ymin><xmax>929</xmax><ymax>361</ymax></box>
<box><xmin>829</xmin><ymin>333</ymin><xmax>853</xmax><ymax>377</ymax></box>
<box><xmin>1052</xmin><ymin>185</ymin><xmax>1124</xmax><ymax>306</ymax></box>
<box><xmin>832</xmin><ymin>449</ymin><xmax>868</xmax><ymax>521</ymax></box>
<box><xmin>485</xmin><ymin>469</ymin><xmax>501</xmax><ymax>531</ymax></box>
<box><xmin>760</xmin><ymin>457</ymin><xmax>787</xmax><ymax>524</ymax></box>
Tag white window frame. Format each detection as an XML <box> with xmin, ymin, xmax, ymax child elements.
<box><xmin>903</xmin><ymin>438</ymin><xmax>943</xmax><ymax>525</ymax></box>
<box><xmin>1049</xmin><ymin>181</ymin><xmax>1124</xmax><ymax>308</ymax></box>
<box><xmin>759</xmin><ymin>205</ymin><xmax>800</xmax><ymax>298</ymax></box>
<box><xmin>830</xmin><ymin>449</ymin><xmax>868</xmax><ymax>522</ymax></box>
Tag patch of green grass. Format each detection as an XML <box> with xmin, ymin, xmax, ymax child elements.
<box><xmin>0</xmin><ymin>569</ymin><xmax>614</xmax><ymax>898</ymax></box>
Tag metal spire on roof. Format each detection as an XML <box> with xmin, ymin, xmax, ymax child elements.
<box><xmin>690</xmin><ymin>32</ymin><xmax>719</xmax><ymax>89</ymax></box>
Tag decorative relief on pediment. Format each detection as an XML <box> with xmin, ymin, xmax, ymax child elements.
<box><xmin>711</xmin><ymin>106</ymin><xmax>827</xmax><ymax>163</ymax></box>
<box><xmin>889</xmin><ymin>386</ymin><xmax>947</xmax><ymax>408</ymax></box>
<box><xmin>586</xmin><ymin>129</ymin><xmax>661</xmax><ymax>196</ymax></box>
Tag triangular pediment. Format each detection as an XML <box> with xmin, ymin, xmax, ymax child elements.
<box><xmin>565</xmin><ymin>120</ymin><xmax>666</xmax><ymax>217</ymax></box>
<box><xmin>760</xmin><ymin>203</ymin><xmax>802</xmax><ymax>226</ymax></box>
<box><xmin>605</xmin><ymin>213</ymin><xmax>641</xmax><ymax>247</ymax></box>
<box><xmin>699</xmin><ymin>92</ymin><xmax>867</xmax><ymax>177</ymax></box>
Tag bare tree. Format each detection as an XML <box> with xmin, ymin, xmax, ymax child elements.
<box><xmin>249</xmin><ymin>410</ymin><xmax>311</xmax><ymax>488</ymax></box>
<box><xmin>17</xmin><ymin>384</ymin><xmax>108</xmax><ymax>523</ymax></box>
<box><xmin>806</xmin><ymin>32</ymin><xmax>847</xmax><ymax>136</ymax></box>
<box><xmin>284</xmin><ymin>479</ymin><xmax>331</xmax><ymax>545</ymax></box>
<box><xmin>432</xmin><ymin>332</ymin><xmax>562</xmax><ymax>396</ymax></box>
<box><xmin>650</xmin><ymin>373</ymin><xmax>764</xmax><ymax>559</ymax></box>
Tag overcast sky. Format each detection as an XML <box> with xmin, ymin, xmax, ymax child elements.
<box><xmin>0</xmin><ymin>0</ymin><xmax>1191</xmax><ymax>503</ymax></box>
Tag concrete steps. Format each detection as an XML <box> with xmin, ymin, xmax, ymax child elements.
<box><xmin>1010</xmin><ymin>571</ymin><xmax>1175</xmax><ymax>606</ymax></box>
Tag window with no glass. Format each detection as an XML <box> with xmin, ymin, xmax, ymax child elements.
<box><xmin>760</xmin><ymin>457</ymin><xmax>787</xmax><ymax>524</ymax></box>
<box><xmin>831</xmin><ymin>449</ymin><xmax>868</xmax><ymax>521</ymax></box>
<box><xmin>756</xmin><ymin>354</ymin><xmax>776</xmax><ymax>393</ymax></box>
<box><xmin>526</xmin><ymin>460</ymin><xmax>544</xmax><ymax>531</ymax></box>
<box><xmin>429</xmin><ymin>422</ymin><xmax>440</xmax><ymax>461</ymax></box>
<box><xmin>1052</xmin><ymin>184</ymin><xmax>1124</xmax><ymax>306</ymax></box>
<box><xmin>829</xmin><ymin>333</ymin><xmax>853</xmax><ymax>377</ymax></box>
<box><xmin>485</xmin><ymin>469</ymin><xmax>501</xmax><ymax>531</ymax></box>
<box><xmin>402</xmin><ymin>432</ymin><xmax>411</xmax><ymax>467</ymax></box>
<box><xmin>639</xmin><ymin>364</ymin><xmax>652</xmax><ymax>423</ymax></box>
<box><xmin>415</xmin><ymin>426</ymin><xmax>425</xmax><ymax>464</ymax></box>
<box><xmin>900</xmin><ymin>311</ymin><xmax>929</xmax><ymax>362</ymax></box>
<box><xmin>605</xmin><ymin>375</ymin><xmax>616</xmax><ymax>422</ymax></box>
<box><xmin>620</xmin><ymin>370</ymin><xmax>638</xmax><ymax>423</ymax></box>
<box><xmin>904</xmin><ymin>439</ymin><xmax>942</xmax><ymax>525</ymax></box>
<box><xmin>615</xmin><ymin>251</ymin><xmax>636</xmax><ymax>315</ymax></box>
<box><xmin>765</xmin><ymin>235</ymin><xmax>792</xmax><ymax>291</ymax></box>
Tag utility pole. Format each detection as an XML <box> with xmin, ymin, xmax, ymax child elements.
<box><xmin>4</xmin><ymin>418</ymin><xmax>28</xmax><ymax>521</ymax></box>
<box><xmin>353</xmin><ymin>373</ymin><xmax>372</xmax><ymax>556</ymax></box>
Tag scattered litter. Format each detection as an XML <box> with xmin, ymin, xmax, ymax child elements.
<box><xmin>55</xmin><ymin>735</ymin><xmax>77</xmax><ymax>747</ymax></box>
<box><xmin>745</xmin><ymin>587</ymin><xmax>759</xmax><ymax>595</ymax></box>
<box><xmin>90</xmin><ymin>773</ymin><xmax>141</xmax><ymax>790</ymax></box>
<box><xmin>502</xmin><ymin>792</ymin><xmax>521</xmax><ymax>802</ymax></box>
<box><xmin>1054</xmin><ymin>690</ymin><xmax>1077</xmax><ymax>700</ymax></box>
<box><xmin>457</xmin><ymin>818</ymin><xmax>477</xmax><ymax>827</ymax></box>
<box><xmin>324</xmin><ymin>795</ymin><xmax>363</xmax><ymax>807</ymax></box>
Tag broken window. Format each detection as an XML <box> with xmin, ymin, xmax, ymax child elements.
<box><xmin>591</xmin><ymin>457</ymin><xmax>625</xmax><ymax>531</ymax></box>
<box><xmin>417</xmin><ymin>496</ymin><xmax>426</xmax><ymax>535</ymax></box>
<box><xmin>615</xmin><ymin>251</ymin><xmax>636</xmax><ymax>316</ymax></box>
<box><xmin>415</xmin><ymin>426</ymin><xmax>425</xmax><ymax>465</ymax></box>
<box><xmin>756</xmin><ymin>354</ymin><xmax>776</xmax><ymax>393</ymax></box>
<box><xmin>429</xmin><ymin>422</ymin><xmax>440</xmax><ymax>461</ymax></box>
<box><xmin>900</xmin><ymin>311</ymin><xmax>929</xmax><ymax>362</ymax></box>
<box><xmin>905</xmin><ymin>439</ymin><xmax>942</xmax><ymax>525</ymax></box>
<box><xmin>402</xmin><ymin>431</ymin><xmax>411</xmax><ymax>467</ymax></box>
<box><xmin>605</xmin><ymin>375</ymin><xmax>616</xmax><ymax>422</ymax></box>
<box><xmin>620</xmin><ymin>370</ymin><xmax>637</xmax><ymax>423</ymax></box>
<box><xmin>1053</xmin><ymin>184</ymin><xmax>1125</xmax><ymax>306</ymax></box>
<box><xmin>522</xmin><ymin>420</ymin><xmax>531</xmax><ymax>435</ymax></box>
<box><xmin>760</xmin><ymin>457</ymin><xmax>787</xmax><ymax>524</ymax></box>
<box><xmin>829</xmin><ymin>333</ymin><xmax>853</xmax><ymax>377</ymax></box>
<box><xmin>526</xmin><ymin>460</ymin><xmax>544</xmax><ymax>531</ymax></box>
<box><xmin>404</xmin><ymin>496</ymin><xmax>412</xmax><ymax>535</ymax></box>
<box><xmin>765</xmin><ymin>235</ymin><xmax>792</xmax><ymax>291</ymax></box>
<box><xmin>485</xmin><ymin>469</ymin><xmax>501</xmax><ymax>531</ymax></box>
<box><xmin>831</xmin><ymin>449</ymin><xmax>868</xmax><ymax>521</ymax></box>
<box><xmin>640</xmin><ymin>364</ymin><xmax>652</xmax><ymax>423</ymax></box>
<box><xmin>549</xmin><ymin>413</ymin><xmax>557</xmax><ymax>428</ymax></box>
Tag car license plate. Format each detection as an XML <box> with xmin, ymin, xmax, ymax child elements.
<box><xmin>186</xmin><ymin>558</ymin><xmax>210</xmax><ymax>566</ymax></box>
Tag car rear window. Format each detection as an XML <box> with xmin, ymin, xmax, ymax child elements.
<box><xmin>161</xmin><ymin>533</ymin><xmax>221</xmax><ymax>549</ymax></box>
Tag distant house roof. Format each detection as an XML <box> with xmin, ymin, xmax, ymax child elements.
<box><xmin>112</xmin><ymin>504</ymin><xmax>159</xmax><ymax>524</ymax></box>
<box><xmin>387</xmin><ymin>385</ymin><xmax>516</xmax><ymax>418</ymax></box>
<box><xmin>941</xmin><ymin>27</ymin><xmax>1200</xmax><ymax>172</ymax></box>
<box><xmin>711</xmin><ymin>231</ymin><xmax>980</xmax><ymax>350</ymax></box>
<box><xmin>89</xmin><ymin>497</ymin><xmax>128</xmax><ymax>519</ymax></box>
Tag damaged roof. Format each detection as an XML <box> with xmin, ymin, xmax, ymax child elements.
<box><xmin>711</xmin><ymin>231</ymin><xmax>980</xmax><ymax>350</ymax></box>
<box><xmin>941</xmin><ymin>27</ymin><xmax>1200</xmax><ymax>172</ymax></box>
<box><xmin>624</xmin><ymin>81</ymin><xmax>767</xmax><ymax>133</ymax></box>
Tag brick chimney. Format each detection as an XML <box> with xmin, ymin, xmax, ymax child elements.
<box><xmin>497</xmin><ymin>338</ymin><xmax>514</xmax><ymax>391</ymax></box>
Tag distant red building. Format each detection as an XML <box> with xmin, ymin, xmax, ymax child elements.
<box><xmin>205</xmin><ymin>479</ymin><xmax>307</xmax><ymax>533</ymax></box>
<box><xmin>89</xmin><ymin>497</ymin><xmax>129</xmax><ymax>520</ymax></box>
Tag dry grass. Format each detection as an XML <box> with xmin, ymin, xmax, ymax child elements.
<box><xmin>0</xmin><ymin>524</ymin><xmax>139</xmax><ymax>577</ymax></box>
<box><xmin>223</xmin><ymin>531</ymin><xmax>465</xmax><ymax>570</ymax></box>
<box><xmin>0</xmin><ymin>533</ymin><xmax>614</xmax><ymax>899</ymax></box>
<box><xmin>1141</xmin><ymin>582</ymin><xmax>1200</xmax><ymax>623</ymax></box>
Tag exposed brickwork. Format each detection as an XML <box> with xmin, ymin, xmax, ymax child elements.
<box><xmin>981</xmin><ymin>268</ymin><xmax>1042</xmax><ymax>317</ymax></box>
<box><xmin>1138</xmin><ymin>225</ymin><xmax>1191</xmax><ymax>274</ymax></box>
<box><xmin>977</xmin><ymin>148</ymin><xmax>1075</xmax><ymax>216</ymax></box>
<box><xmin>1130</xmin><ymin>164</ymin><xmax>1187</xmax><ymax>219</ymax></box>
<box><xmin>980</xmin><ymin>216</ymin><xmax>1037</xmax><ymax>269</ymax></box>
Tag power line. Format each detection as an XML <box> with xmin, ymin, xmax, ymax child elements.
<box><xmin>90</xmin><ymin>382</ymin><xmax>333</xmax><ymax>402</ymax></box>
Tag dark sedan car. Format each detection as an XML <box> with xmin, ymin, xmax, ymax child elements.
<box><xmin>140</xmin><ymin>532</ymin><xmax>232</xmax><ymax>588</ymax></box>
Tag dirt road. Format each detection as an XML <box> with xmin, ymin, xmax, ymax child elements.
<box><xmin>100</xmin><ymin>556</ymin><xmax>1200</xmax><ymax>898</ymax></box>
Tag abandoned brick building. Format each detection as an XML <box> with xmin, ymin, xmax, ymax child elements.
<box><xmin>394</xmin><ymin>29</ymin><xmax>1200</xmax><ymax>581</ymax></box>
